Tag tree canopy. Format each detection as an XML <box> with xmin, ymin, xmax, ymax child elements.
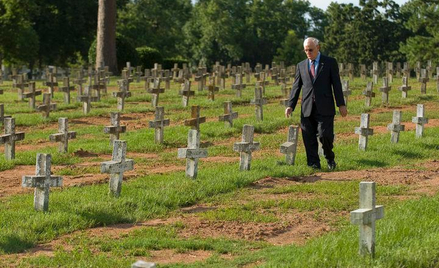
<box><xmin>0</xmin><ymin>0</ymin><xmax>437</xmax><ymax>69</ymax></box>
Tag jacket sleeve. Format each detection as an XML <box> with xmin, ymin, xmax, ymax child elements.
<box><xmin>330</xmin><ymin>58</ymin><xmax>345</xmax><ymax>107</ymax></box>
<box><xmin>287</xmin><ymin>64</ymin><xmax>302</xmax><ymax>111</ymax></box>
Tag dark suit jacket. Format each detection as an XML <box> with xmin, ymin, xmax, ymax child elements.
<box><xmin>288</xmin><ymin>54</ymin><xmax>345</xmax><ymax>117</ymax></box>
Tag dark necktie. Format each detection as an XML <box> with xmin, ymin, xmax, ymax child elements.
<box><xmin>310</xmin><ymin>60</ymin><xmax>315</xmax><ymax>79</ymax></box>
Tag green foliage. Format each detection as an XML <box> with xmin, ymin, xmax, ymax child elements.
<box><xmin>273</xmin><ymin>30</ymin><xmax>303</xmax><ymax>66</ymax></box>
<box><xmin>136</xmin><ymin>46</ymin><xmax>163</xmax><ymax>69</ymax></box>
<box><xmin>399</xmin><ymin>1</ymin><xmax>439</xmax><ymax>65</ymax></box>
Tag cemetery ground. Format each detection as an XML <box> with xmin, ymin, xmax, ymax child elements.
<box><xmin>0</xmin><ymin>75</ymin><xmax>439</xmax><ymax>267</ymax></box>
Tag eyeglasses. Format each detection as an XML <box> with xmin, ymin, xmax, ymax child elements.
<box><xmin>304</xmin><ymin>49</ymin><xmax>314</xmax><ymax>52</ymax></box>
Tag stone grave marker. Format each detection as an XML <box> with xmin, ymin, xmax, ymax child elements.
<box><xmin>251</xmin><ymin>84</ymin><xmax>267</xmax><ymax>121</ymax></box>
<box><xmin>412</xmin><ymin>104</ymin><xmax>428</xmax><ymax>138</ymax></box>
<box><xmin>135</xmin><ymin>66</ymin><xmax>143</xmax><ymax>83</ymax></box>
<box><xmin>350</xmin><ymin>181</ymin><xmax>384</xmax><ymax>257</ymax></box>
<box><xmin>147</xmin><ymin>78</ymin><xmax>165</xmax><ymax>108</ymax></box>
<box><xmin>419</xmin><ymin>69</ymin><xmax>429</xmax><ymax>94</ymax></box>
<box><xmin>398</xmin><ymin>76</ymin><xmax>411</xmax><ymax>98</ymax></box>
<box><xmin>231</xmin><ymin>73</ymin><xmax>247</xmax><ymax>97</ymax></box>
<box><xmin>386</xmin><ymin>62</ymin><xmax>393</xmax><ymax>83</ymax></box>
<box><xmin>360</xmin><ymin>64</ymin><xmax>367</xmax><ymax>80</ymax></box>
<box><xmin>149</xmin><ymin>106</ymin><xmax>170</xmax><ymax>144</ymax></box>
<box><xmin>195</xmin><ymin>67</ymin><xmax>208</xmax><ymax>91</ymax></box>
<box><xmin>0</xmin><ymin>118</ymin><xmax>25</xmax><ymax>160</ymax></box>
<box><xmin>59</xmin><ymin>77</ymin><xmax>75</xmax><ymax>104</ymax></box>
<box><xmin>372</xmin><ymin>62</ymin><xmax>379</xmax><ymax>84</ymax></box>
<box><xmin>348</xmin><ymin>63</ymin><xmax>355</xmax><ymax>81</ymax></box>
<box><xmin>207</xmin><ymin>77</ymin><xmax>219</xmax><ymax>101</ymax></box>
<box><xmin>132</xmin><ymin>260</ymin><xmax>157</xmax><ymax>268</ymax></box>
<box><xmin>14</xmin><ymin>74</ymin><xmax>27</xmax><ymax>100</ymax></box>
<box><xmin>177</xmin><ymin>129</ymin><xmax>208</xmax><ymax>179</ymax></box>
<box><xmin>171</xmin><ymin>63</ymin><xmax>179</xmax><ymax>80</ymax></box>
<box><xmin>415</xmin><ymin>61</ymin><xmax>421</xmax><ymax>81</ymax></box>
<box><xmin>74</xmin><ymin>70</ymin><xmax>86</xmax><ymax>95</ymax></box>
<box><xmin>77</xmin><ymin>82</ymin><xmax>99</xmax><ymax>115</ymax></box>
<box><xmin>387</xmin><ymin>110</ymin><xmax>405</xmax><ymax>143</ymax></box>
<box><xmin>114</xmin><ymin>79</ymin><xmax>132</xmax><ymax>111</ymax></box>
<box><xmin>121</xmin><ymin>69</ymin><xmax>133</xmax><ymax>92</ymax></box>
<box><xmin>49</xmin><ymin>118</ymin><xmax>77</xmax><ymax>153</ymax></box>
<box><xmin>257</xmin><ymin>71</ymin><xmax>270</xmax><ymax>94</ymax></box>
<box><xmin>402</xmin><ymin>62</ymin><xmax>410</xmax><ymax>79</ymax></box>
<box><xmin>184</xmin><ymin>106</ymin><xmax>206</xmax><ymax>132</ymax></box>
<box><xmin>354</xmin><ymin>113</ymin><xmax>374</xmax><ymax>151</ymax></box>
<box><xmin>396</xmin><ymin>62</ymin><xmax>402</xmax><ymax>78</ymax></box>
<box><xmin>233</xmin><ymin>125</ymin><xmax>260</xmax><ymax>170</ymax></box>
<box><xmin>362</xmin><ymin>82</ymin><xmax>375</xmax><ymax>107</ymax></box>
<box><xmin>22</xmin><ymin>153</ymin><xmax>63</xmax><ymax>211</ymax></box>
<box><xmin>342</xmin><ymin>80</ymin><xmax>351</xmax><ymax>107</ymax></box>
<box><xmin>45</xmin><ymin>73</ymin><xmax>58</xmax><ymax>98</ymax></box>
<box><xmin>104</xmin><ymin>112</ymin><xmax>127</xmax><ymax>146</ymax></box>
<box><xmin>280</xmin><ymin>125</ymin><xmax>299</xmax><ymax>165</ymax></box>
<box><xmin>180</xmin><ymin>80</ymin><xmax>194</xmax><ymax>107</ymax></box>
<box><xmin>0</xmin><ymin>104</ymin><xmax>11</xmax><ymax>124</ymax></box>
<box><xmin>36</xmin><ymin>93</ymin><xmax>56</xmax><ymax>119</ymax></box>
<box><xmin>23</xmin><ymin>81</ymin><xmax>42</xmax><ymax>109</ymax></box>
<box><xmin>244</xmin><ymin>62</ymin><xmax>252</xmax><ymax>83</ymax></box>
<box><xmin>218</xmin><ymin>101</ymin><xmax>238</xmax><ymax>127</ymax></box>
<box><xmin>101</xmin><ymin>140</ymin><xmax>134</xmax><ymax>197</ymax></box>
<box><xmin>426</xmin><ymin>60</ymin><xmax>434</xmax><ymax>79</ymax></box>
<box><xmin>379</xmin><ymin>77</ymin><xmax>391</xmax><ymax>104</ymax></box>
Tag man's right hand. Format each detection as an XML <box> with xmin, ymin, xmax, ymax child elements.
<box><xmin>285</xmin><ymin>107</ymin><xmax>293</xmax><ymax>118</ymax></box>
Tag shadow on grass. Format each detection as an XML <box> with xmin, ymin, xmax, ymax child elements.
<box><xmin>391</xmin><ymin>149</ymin><xmax>423</xmax><ymax>159</ymax></box>
<box><xmin>0</xmin><ymin>234</ymin><xmax>34</xmax><ymax>254</ymax></box>
<box><xmin>355</xmin><ymin>159</ymin><xmax>387</xmax><ymax>168</ymax></box>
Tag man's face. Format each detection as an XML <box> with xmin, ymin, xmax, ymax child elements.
<box><xmin>304</xmin><ymin>41</ymin><xmax>319</xmax><ymax>60</ymax></box>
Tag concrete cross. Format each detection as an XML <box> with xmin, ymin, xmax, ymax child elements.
<box><xmin>77</xmin><ymin>83</ymin><xmax>99</xmax><ymax>114</ymax></box>
<box><xmin>354</xmin><ymin>113</ymin><xmax>374</xmax><ymax>151</ymax></box>
<box><xmin>412</xmin><ymin>104</ymin><xmax>428</xmax><ymax>138</ymax></box>
<box><xmin>0</xmin><ymin>118</ymin><xmax>25</xmax><ymax>160</ymax></box>
<box><xmin>178</xmin><ymin>129</ymin><xmax>208</xmax><ymax>179</ymax></box>
<box><xmin>402</xmin><ymin>62</ymin><xmax>410</xmax><ymax>79</ymax></box>
<box><xmin>233</xmin><ymin>125</ymin><xmax>260</xmax><ymax>170</ymax></box>
<box><xmin>104</xmin><ymin>112</ymin><xmax>127</xmax><ymax>146</ymax></box>
<box><xmin>22</xmin><ymin>81</ymin><xmax>42</xmax><ymax>109</ymax></box>
<box><xmin>419</xmin><ymin>69</ymin><xmax>429</xmax><ymax>94</ymax></box>
<box><xmin>257</xmin><ymin>72</ymin><xmax>270</xmax><ymax>94</ymax></box>
<box><xmin>142</xmin><ymin>69</ymin><xmax>153</xmax><ymax>90</ymax></box>
<box><xmin>250</xmin><ymin>84</ymin><xmax>267</xmax><ymax>121</ymax></box>
<box><xmin>362</xmin><ymin>82</ymin><xmax>375</xmax><ymax>107</ymax></box>
<box><xmin>219</xmin><ymin>101</ymin><xmax>238</xmax><ymax>127</ymax></box>
<box><xmin>45</xmin><ymin>73</ymin><xmax>58</xmax><ymax>98</ymax></box>
<box><xmin>13</xmin><ymin>74</ymin><xmax>27</xmax><ymax>100</ymax></box>
<box><xmin>90</xmin><ymin>73</ymin><xmax>105</xmax><ymax>101</ymax></box>
<box><xmin>387</xmin><ymin>110</ymin><xmax>405</xmax><ymax>143</ymax></box>
<box><xmin>372</xmin><ymin>61</ymin><xmax>379</xmax><ymax>84</ymax></box>
<box><xmin>147</xmin><ymin>78</ymin><xmax>165</xmax><ymax>107</ymax></box>
<box><xmin>162</xmin><ymin>69</ymin><xmax>172</xmax><ymax>90</ymax></box>
<box><xmin>171</xmin><ymin>63</ymin><xmax>180</xmax><ymax>80</ymax></box>
<box><xmin>426</xmin><ymin>60</ymin><xmax>434</xmax><ymax>79</ymax></box>
<box><xmin>149</xmin><ymin>106</ymin><xmax>170</xmax><ymax>144</ymax></box>
<box><xmin>113</xmin><ymin>79</ymin><xmax>132</xmax><ymax>111</ymax></box>
<box><xmin>350</xmin><ymin>181</ymin><xmax>384</xmax><ymax>257</ymax></box>
<box><xmin>37</xmin><ymin>93</ymin><xmax>57</xmax><ymax>119</ymax></box>
<box><xmin>207</xmin><ymin>81</ymin><xmax>219</xmax><ymax>101</ymax></box>
<box><xmin>379</xmin><ymin>77</ymin><xmax>391</xmax><ymax>104</ymax></box>
<box><xmin>179</xmin><ymin>80</ymin><xmax>195</xmax><ymax>107</ymax></box>
<box><xmin>135</xmin><ymin>66</ymin><xmax>143</xmax><ymax>83</ymax></box>
<box><xmin>398</xmin><ymin>76</ymin><xmax>411</xmax><ymax>98</ymax></box>
<box><xmin>280</xmin><ymin>125</ymin><xmax>299</xmax><ymax>165</ymax></box>
<box><xmin>59</xmin><ymin>77</ymin><xmax>76</xmax><ymax>104</ymax></box>
<box><xmin>184</xmin><ymin>106</ymin><xmax>206</xmax><ymax>132</ymax></box>
<box><xmin>244</xmin><ymin>62</ymin><xmax>252</xmax><ymax>83</ymax></box>
<box><xmin>277</xmin><ymin>68</ymin><xmax>290</xmax><ymax>86</ymax></box>
<box><xmin>348</xmin><ymin>63</ymin><xmax>355</xmax><ymax>81</ymax></box>
<box><xmin>101</xmin><ymin>140</ymin><xmax>134</xmax><ymax>197</ymax></box>
<box><xmin>342</xmin><ymin>80</ymin><xmax>351</xmax><ymax>107</ymax></box>
<box><xmin>231</xmin><ymin>74</ymin><xmax>247</xmax><ymax>97</ymax></box>
<box><xmin>271</xmin><ymin>65</ymin><xmax>279</xmax><ymax>85</ymax></box>
<box><xmin>0</xmin><ymin>104</ymin><xmax>11</xmax><ymax>124</ymax></box>
<box><xmin>22</xmin><ymin>153</ymin><xmax>63</xmax><ymax>211</ymax></box>
<box><xmin>396</xmin><ymin>62</ymin><xmax>402</xmax><ymax>78</ymax></box>
<box><xmin>74</xmin><ymin>70</ymin><xmax>86</xmax><ymax>95</ymax></box>
<box><xmin>360</xmin><ymin>64</ymin><xmax>367</xmax><ymax>80</ymax></box>
<box><xmin>217</xmin><ymin>65</ymin><xmax>228</xmax><ymax>89</ymax></box>
<box><xmin>121</xmin><ymin>69</ymin><xmax>133</xmax><ymax>92</ymax></box>
<box><xmin>49</xmin><ymin>118</ymin><xmax>77</xmax><ymax>153</ymax></box>
<box><xmin>195</xmin><ymin>67</ymin><xmax>208</xmax><ymax>91</ymax></box>
<box><xmin>97</xmin><ymin>69</ymin><xmax>108</xmax><ymax>95</ymax></box>
<box><xmin>132</xmin><ymin>260</ymin><xmax>156</xmax><ymax>268</ymax></box>
<box><xmin>415</xmin><ymin>61</ymin><xmax>421</xmax><ymax>81</ymax></box>
<box><xmin>386</xmin><ymin>61</ymin><xmax>394</xmax><ymax>83</ymax></box>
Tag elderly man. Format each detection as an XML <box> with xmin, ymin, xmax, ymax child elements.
<box><xmin>285</xmin><ymin>37</ymin><xmax>347</xmax><ymax>170</ymax></box>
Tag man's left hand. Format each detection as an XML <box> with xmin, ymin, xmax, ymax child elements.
<box><xmin>339</xmin><ymin>105</ymin><xmax>348</xmax><ymax>117</ymax></box>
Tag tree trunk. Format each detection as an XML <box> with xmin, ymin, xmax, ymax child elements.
<box><xmin>96</xmin><ymin>0</ymin><xmax>117</xmax><ymax>74</ymax></box>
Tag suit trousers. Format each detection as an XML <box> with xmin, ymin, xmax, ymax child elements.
<box><xmin>300</xmin><ymin>102</ymin><xmax>335</xmax><ymax>166</ymax></box>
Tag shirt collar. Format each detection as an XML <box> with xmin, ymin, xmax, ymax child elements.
<box><xmin>310</xmin><ymin>52</ymin><xmax>321</xmax><ymax>64</ymax></box>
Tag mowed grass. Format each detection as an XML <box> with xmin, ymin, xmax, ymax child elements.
<box><xmin>0</xmin><ymin>75</ymin><xmax>438</xmax><ymax>267</ymax></box>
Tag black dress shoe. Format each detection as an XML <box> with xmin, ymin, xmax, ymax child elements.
<box><xmin>327</xmin><ymin>160</ymin><xmax>337</xmax><ymax>170</ymax></box>
<box><xmin>308</xmin><ymin>163</ymin><xmax>321</xmax><ymax>169</ymax></box>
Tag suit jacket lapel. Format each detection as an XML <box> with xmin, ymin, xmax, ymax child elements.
<box><xmin>314</xmin><ymin>56</ymin><xmax>325</xmax><ymax>82</ymax></box>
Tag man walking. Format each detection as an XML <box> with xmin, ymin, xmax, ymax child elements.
<box><xmin>285</xmin><ymin>37</ymin><xmax>347</xmax><ymax>170</ymax></box>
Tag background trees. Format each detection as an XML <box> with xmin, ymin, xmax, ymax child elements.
<box><xmin>0</xmin><ymin>0</ymin><xmax>435</xmax><ymax>71</ymax></box>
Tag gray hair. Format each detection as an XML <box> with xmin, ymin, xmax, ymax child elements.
<box><xmin>304</xmin><ymin>37</ymin><xmax>320</xmax><ymax>47</ymax></box>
